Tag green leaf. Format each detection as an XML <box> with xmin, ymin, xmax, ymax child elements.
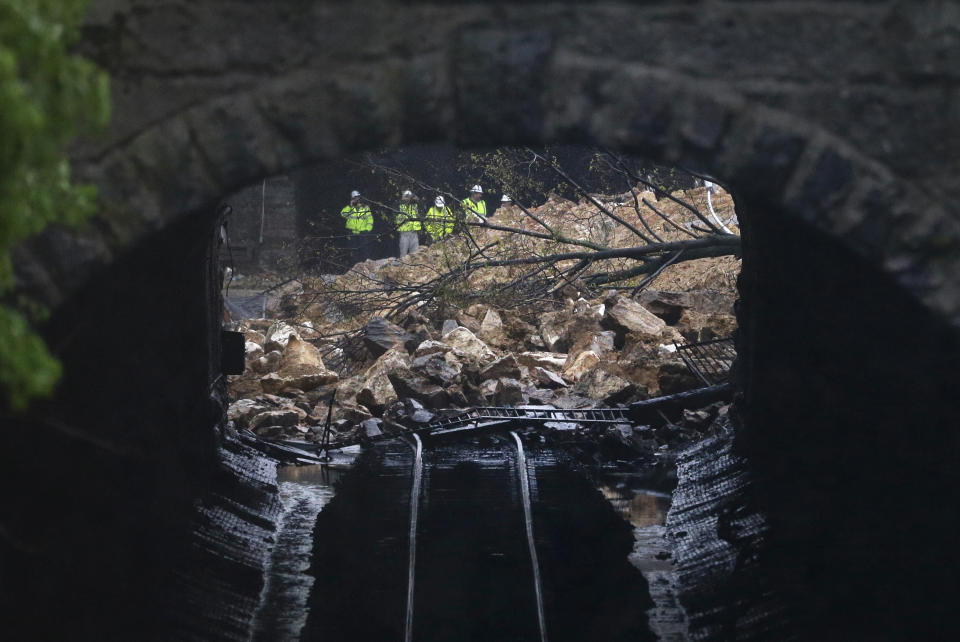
<box><xmin>0</xmin><ymin>0</ymin><xmax>110</xmax><ymax>411</ymax></box>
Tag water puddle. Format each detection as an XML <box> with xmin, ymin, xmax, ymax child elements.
<box><xmin>600</xmin><ymin>483</ymin><xmax>690</xmax><ymax>641</ymax></box>
<box><xmin>250</xmin><ymin>464</ymin><xmax>342</xmax><ymax>642</ymax></box>
<box><xmin>302</xmin><ymin>440</ymin><xmax>654</xmax><ymax>641</ymax></box>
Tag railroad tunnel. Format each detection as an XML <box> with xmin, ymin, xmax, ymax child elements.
<box><xmin>3</xmin><ymin>1</ymin><xmax>959</xmax><ymax>640</ymax></box>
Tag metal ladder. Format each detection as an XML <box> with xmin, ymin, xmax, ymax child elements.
<box><xmin>420</xmin><ymin>405</ymin><xmax>630</xmax><ymax>438</ymax></box>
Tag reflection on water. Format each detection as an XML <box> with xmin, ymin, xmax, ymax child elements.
<box><xmin>600</xmin><ymin>482</ymin><xmax>691</xmax><ymax>640</ymax></box>
<box><xmin>251</xmin><ymin>465</ymin><xmax>340</xmax><ymax>642</ymax></box>
<box><xmin>599</xmin><ymin>485</ymin><xmax>672</xmax><ymax>528</ymax></box>
<box><xmin>277</xmin><ymin>463</ymin><xmax>346</xmax><ymax>486</ymax></box>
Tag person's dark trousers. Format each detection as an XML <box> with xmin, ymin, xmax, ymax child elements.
<box><xmin>346</xmin><ymin>232</ymin><xmax>369</xmax><ymax>264</ymax></box>
<box><xmin>358</xmin><ymin>231</ymin><xmax>373</xmax><ymax>261</ymax></box>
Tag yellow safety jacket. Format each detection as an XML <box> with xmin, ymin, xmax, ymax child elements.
<box><xmin>461</xmin><ymin>197</ymin><xmax>487</xmax><ymax>219</ymax></box>
<box><xmin>396</xmin><ymin>203</ymin><xmax>421</xmax><ymax>232</ymax></box>
<box><xmin>425</xmin><ymin>206</ymin><xmax>455</xmax><ymax>240</ymax></box>
<box><xmin>340</xmin><ymin>204</ymin><xmax>373</xmax><ymax>233</ymax></box>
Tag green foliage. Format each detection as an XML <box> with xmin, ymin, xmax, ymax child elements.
<box><xmin>462</xmin><ymin>148</ymin><xmax>566</xmax><ymax>205</ymax></box>
<box><xmin>0</xmin><ymin>0</ymin><xmax>109</xmax><ymax>410</ymax></box>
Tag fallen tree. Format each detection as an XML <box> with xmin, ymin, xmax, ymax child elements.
<box><xmin>286</xmin><ymin>148</ymin><xmax>741</xmax><ymax>322</ymax></box>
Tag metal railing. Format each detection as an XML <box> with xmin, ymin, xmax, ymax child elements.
<box><xmin>673</xmin><ymin>336</ymin><xmax>736</xmax><ymax>386</ymax></box>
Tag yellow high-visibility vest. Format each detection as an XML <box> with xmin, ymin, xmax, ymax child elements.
<box><xmin>461</xmin><ymin>197</ymin><xmax>487</xmax><ymax>219</ymax></box>
<box><xmin>425</xmin><ymin>206</ymin><xmax>455</xmax><ymax>240</ymax></box>
<box><xmin>340</xmin><ymin>204</ymin><xmax>373</xmax><ymax>233</ymax></box>
<box><xmin>396</xmin><ymin>203</ymin><xmax>421</xmax><ymax>232</ymax></box>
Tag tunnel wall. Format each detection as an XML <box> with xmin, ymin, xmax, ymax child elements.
<box><xmin>1</xmin><ymin>208</ymin><xmax>228</xmax><ymax>639</ymax></box>
<box><xmin>732</xmin><ymin>195</ymin><xmax>960</xmax><ymax>639</ymax></box>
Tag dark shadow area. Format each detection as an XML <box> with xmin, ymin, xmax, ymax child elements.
<box><xmin>303</xmin><ymin>438</ymin><xmax>653</xmax><ymax>641</ymax></box>
<box><xmin>1</xmin><ymin>208</ymin><xmax>225</xmax><ymax>640</ymax></box>
<box><xmin>530</xmin><ymin>453</ymin><xmax>656</xmax><ymax>642</ymax></box>
<box><xmin>301</xmin><ymin>440</ymin><xmax>413</xmax><ymax>641</ymax></box>
<box><xmin>735</xmin><ymin>202</ymin><xmax>960</xmax><ymax>640</ymax></box>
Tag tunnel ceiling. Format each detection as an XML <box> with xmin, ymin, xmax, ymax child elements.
<box><xmin>13</xmin><ymin>0</ymin><xmax>960</xmax><ymax>334</ymax></box>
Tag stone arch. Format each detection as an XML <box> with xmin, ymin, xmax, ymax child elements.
<box><xmin>18</xmin><ymin>4</ymin><xmax>958</xmax><ymax>332</ymax></box>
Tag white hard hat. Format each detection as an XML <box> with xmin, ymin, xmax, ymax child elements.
<box><xmin>501</xmin><ymin>194</ymin><xmax>512</xmax><ymax>202</ymax></box>
<box><xmin>350</xmin><ymin>190</ymin><xmax>361</xmax><ymax>198</ymax></box>
<box><xmin>470</xmin><ymin>185</ymin><xmax>482</xmax><ymax>194</ymax></box>
<box><xmin>435</xmin><ymin>196</ymin><xmax>445</xmax><ymax>207</ymax></box>
<box><xmin>402</xmin><ymin>190</ymin><xmax>413</xmax><ymax>198</ymax></box>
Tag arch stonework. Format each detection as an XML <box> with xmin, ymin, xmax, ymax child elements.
<box><xmin>14</xmin><ymin>0</ymin><xmax>959</xmax><ymax>330</ymax></box>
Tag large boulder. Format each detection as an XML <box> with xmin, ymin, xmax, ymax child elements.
<box><xmin>226</xmin><ymin>371</ymin><xmax>263</xmax><ymax>400</ymax></box>
<box><xmin>364</xmin><ymin>317</ymin><xmax>411</xmax><ymax>357</ymax></box>
<box><xmin>564</xmin><ymin>330</ymin><xmax>616</xmax><ymax>369</ymax></box>
<box><xmin>264</xmin><ymin>321</ymin><xmax>300</xmax><ymax>352</ymax></box>
<box><xmin>517</xmin><ymin>351</ymin><xmax>568</xmax><ymax>371</ymax></box>
<box><xmin>441</xmin><ymin>319</ymin><xmax>459</xmax><ymax>336</ymax></box>
<box><xmin>441</xmin><ymin>327</ymin><xmax>496</xmax><ymax>364</ymax></box>
<box><xmin>404</xmin><ymin>323</ymin><xmax>433</xmax><ymax>353</ymax></box>
<box><xmin>480</xmin><ymin>354</ymin><xmax>521</xmax><ymax>380</ymax></box>
<box><xmin>388</xmin><ymin>371</ymin><xmax>450</xmax><ymax>409</ymax></box>
<box><xmin>251</xmin><ymin>349</ymin><xmax>282</xmax><ymax>374</ymax></box>
<box><xmin>538</xmin><ymin>310</ymin><xmax>569</xmax><ymax>352</ymax></box>
<box><xmin>573</xmin><ymin>367</ymin><xmax>638</xmax><ymax>404</ymax></box>
<box><xmin>249</xmin><ymin>408</ymin><xmax>306</xmax><ymax>433</ymax></box>
<box><xmin>538</xmin><ymin>306</ymin><xmax>604</xmax><ymax>353</ymax></box>
<box><xmin>413</xmin><ymin>339</ymin><xmax>451</xmax><ymax>358</ymax></box>
<box><xmin>245</xmin><ymin>341</ymin><xmax>264</xmax><ymax>361</ymax></box>
<box><xmin>534</xmin><ymin>367</ymin><xmax>568</xmax><ymax>389</ymax></box>
<box><xmin>271</xmin><ymin>335</ymin><xmax>339</xmax><ymax>391</ymax></box>
<box><xmin>638</xmin><ymin>289</ymin><xmax>736</xmax><ymax>321</ymax></box>
<box><xmin>494</xmin><ymin>378</ymin><xmax>525</xmax><ymax>405</ymax></box>
<box><xmin>563</xmin><ymin>350</ymin><xmax>600</xmax><ymax>382</ymax></box>
<box><xmin>478</xmin><ymin>308</ymin><xmax>506</xmax><ymax>345</ymax></box>
<box><xmin>356</xmin><ymin>348</ymin><xmax>410</xmax><ymax>414</ymax></box>
<box><xmin>260</xmin><ymin>373</ymin><xmax>292</xmax><ymax>394</ymax></box>
<box><xmin>455</xmin><ymin>311</ymin><xmax>482</xmax><ymax>334</ymax></box>
<box><xmin>411</xmin><ymin>351</ymin><xmax>462</xmax><ymax>386</ymax></box>
<box><xmin>243</xmin><ymin>328</ymin><xmax>266</xmax><ymax>346</ymax></box>
<box><xmin>356</xmin><ymin>375</ymin><xmax>397</xmax><ymax>415</ymax></box>
<box><xmin>336</xmin><ymin>401</ymin><xmax>373</xmax><ymax>424</ymax></box>
<box><xmin>227</xmin><ymin>399</ymin><xmax>270</xmax><ymax>429</ymax></box>
<box><xmin>603</xmin><ymin>294</ymin><xmax>667</xmax><ymax>338</ymax></box>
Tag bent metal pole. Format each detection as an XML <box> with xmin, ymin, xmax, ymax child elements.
<box><xmin>511</xmin><ymin>431</ymin><xmax>548</xmax><ymax>642</ymax></box>
<box><xmin>404</xmin><ymin>433</ymin><xmax>424</xmax><ymax>642</ymax></box>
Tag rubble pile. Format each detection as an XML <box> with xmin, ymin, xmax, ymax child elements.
<box><xmin>227</xmin><ymin>289</ymin><xmax>735</xmax><ymax>448</ymax></box>
<box><xmin>225</xmin><ymin>185</ymin><xmax>739</xmax><ymax>450</ymax></box>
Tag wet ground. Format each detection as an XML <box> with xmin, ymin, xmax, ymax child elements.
<box><xmin>600</xmin><ymin>484</ymin><xmax>690</xmax><ymax>641</ymax></box>
<box><xmin>250</xmin><ymin>465</ymin><xmax>342</xmax><ymax>641</ymax></box>
<box><xmin>252</xmin><ymin>435</ymin><xmax>665</xmax><ymax>640</ymax></box>
<box><xmin>248</xmin><ymin>433</ymin><xmax>696</xmax><ymax>641</ymax></box>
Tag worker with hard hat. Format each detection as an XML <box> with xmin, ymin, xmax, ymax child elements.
<box><xmin>340</xmin><ymin>190</ymin><xmax>374</xmax><ymax>262</ymax></box>
<box><xmin>498</xmin><ymin>194</ymin><xmax>513</xmax><ymax>214</ymax></box>
<box><xmin>425</xmin><ymin>195</ymin><xmax>455</xmax><ymax>241</ymax></box>
<box><xmin>461</xmin><ymin>184</ymin><xmax>487</xmax><ymax>221</ymax></box>
<box><xmin>396</xmin><ymin>189</ymin><xmax>421</xmax><ymax>258</ymax></box>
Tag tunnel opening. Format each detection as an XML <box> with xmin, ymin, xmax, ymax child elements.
<box><xmin>212</xmin><ymin>146</ymin><xmax>741</xmax><ymax>640</ymax></box>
